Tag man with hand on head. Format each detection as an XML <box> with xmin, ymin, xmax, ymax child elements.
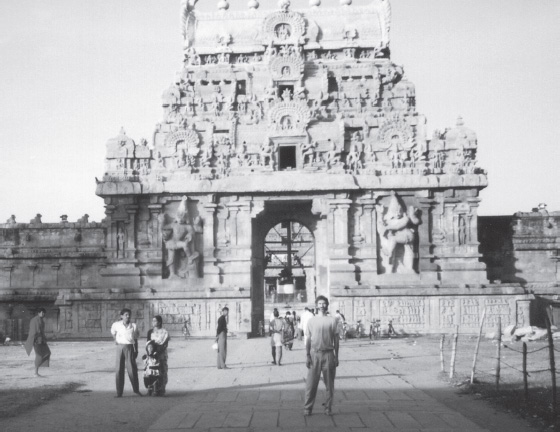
<box><xmin>303</xmin><ymin>295</ymin><xmax>339</xmax><ymax>416</ymax></box>
<box><xmin>111</xmin><ymin>308</ymin><xmax>142</xmax><ymax>397</ymax></box>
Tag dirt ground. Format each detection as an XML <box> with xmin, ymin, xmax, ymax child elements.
<box><xmin>0</xmin><ymin>334</ymin><xmax>557</xmax><ymax>431</ymax></box>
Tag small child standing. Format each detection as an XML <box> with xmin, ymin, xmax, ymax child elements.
<box><xmin>142</xmin><ymin>341</ymin><xmax>162</xmax><ymax>396</ymax></box>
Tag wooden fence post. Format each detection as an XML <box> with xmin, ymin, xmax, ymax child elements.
<box><xmin>523</xmin><ymin>342</ymin><xmax>528</xmax><ymax>401</ymax></box>
<box><xmin>470</xmin><ymin>308</ymin><xmax>486</xmax><ymax>384</ymax></box>
<box><xmin>544</xmin><ymin>313</ymin><xmax>557</xmax><ymax>417</ymax></box>
<box><xmin>449</xmin><ymin>325</ymin><xmax>459</xmax><ymax>379</ymax></box>
<box><xmin>440</xmin><ymin>334</ymin><xmax>446</xmax><ymax>373</ymax></box>
<box><xmin>495</xmin><ymin>317</ymin><xmax>501</xmax><ymax>391</ymax></box>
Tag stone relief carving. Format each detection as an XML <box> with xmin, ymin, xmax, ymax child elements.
<box><xmin>262</xmin><ymin>8</ymin><xmax>306</xmax><ymax>46</ymax></box>
<box><xmin>376</xmin><ymin>192</ymin><xmax>420</xmax><ymax>274</ymax></box>
<box><xmin>268</xmin><ymin>101</ymin><xmax>311</xmax><ymax>136</ymax></box>
<box><xmin>162</xmin><ymin>196</ymin><xmax>203</xmax><ymax>279</ymax></box>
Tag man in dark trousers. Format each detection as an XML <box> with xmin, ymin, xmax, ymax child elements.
<box><xmin>303</xmin><ymin>295</ymin><xmax>339</xmax><ymax>416</ymax></box>
<box><xmin>110</xmin><ymin>308</ymin><xmax>142</xmax><ymax>397</ymax></box>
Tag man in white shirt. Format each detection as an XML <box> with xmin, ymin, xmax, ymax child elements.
<box><xmin>110</xmin><ymin>308</ymin><xmax>142</xmax><ymax>397</ymax></box>
<box><xmin>304</xmin><ymin>296</ymin><xmax>339</xmax><ymax>416</ymax></box>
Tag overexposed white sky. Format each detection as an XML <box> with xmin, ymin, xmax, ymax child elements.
<box><xmin>0</xmin><ymin>0</ymin><xmax>558</xmax><ymax>223</ymax></box>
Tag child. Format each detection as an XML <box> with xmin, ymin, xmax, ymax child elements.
<box><xmin>142</xmin><ymin>341</ymin><xmax>162</xmax><ymax>396</ymax></box>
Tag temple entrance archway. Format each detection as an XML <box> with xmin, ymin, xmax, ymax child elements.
<box><xmin>263</xmin><ymin>220</ymin><xmax>314</xmax><ymax>306</ymax></box>
<box><xmin>251</xmin><ymin>200</ymin><xmax>320</xmax><ymax>334</ymax></box>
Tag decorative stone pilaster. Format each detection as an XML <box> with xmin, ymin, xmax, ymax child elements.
<box><xmin>125</xmin><ymin>205</ymin><xmax>139</xmax><ymax>260</ymax></box>
<box><xmin>516</xmin><ymin>299</ymin><xmax>532</xmax><ymax>327</ymax></box>
<box><xmin>222</xmin><ymin>199</ymin><xmax>252</xmax><ymax>288</ymax></box>
<box><xmin>352</xmin><ymin>197</ymin><xmax>378</xmax><ymax>284</ymax></box>
<box><xmin>416</xmin><ymin>197</ymin><xmax>439</xmax><ymax>274</ymax></box>
<box><xmin>201</xmin><ymin>197</ymin><xmax>220</xmax><ymax>287</ymax></box>
<box><xmin>326</xmin><ymin>197</ymin><xmax>356</xmax><ymax>288</ymax></box>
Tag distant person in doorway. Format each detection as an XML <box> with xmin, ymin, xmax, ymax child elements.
<box><xmin>216</xmin><ymin>307</ymin><xmax>229</xmax><ymax>369</ymax></box>
<box><xmin>147</xmin><ymin>315</ymin><xmax>170</xmax><ymax>395</ymax></box>
<box><xmin>24</xmin><ymin>308</ymin><xmax>51</xmax><ymax>377</ymax></box>
<box><xmin>110</xmin><ymin>308</ymin><xmax>142</xmax><ymax>397</ymax></box>
<box><xmin>270</xmin><ymin>309</ymin><xmax>285</xmax><ymax>365</ymax></box>
<box><xmin>303</xmin><ymin>295</ymin><xmax>339</xmax><ymax>416</ymax></box>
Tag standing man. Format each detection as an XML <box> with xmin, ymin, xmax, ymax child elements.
<box><xmin>216</xmin><ymin>306</ymin><xmax>229</xmax><ymax>369</ymax></box>
<box><xmin>110</xmin><ymin>308</ymin><xmax>142</xmax><ymax>397</ymax></box>
<box><xmin>304</xmin><ymin>295</ymin><xmax>339</xmax><ymax>416</ymax></box>
<box><xmin>25</xmin><ymin>307</ymin><xmax>51</xmax><ymax>377</ymax></box>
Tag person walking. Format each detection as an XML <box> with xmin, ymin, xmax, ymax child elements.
<box><xmin>24</xmin><ymin>308</ymin><xmax>51</xmax><ymax>377</ymax></box>
<box><xmin>269</xmin><ymin>309</ymin><xmax>285</xmax><ymax>365</ymax></box>
<box><xmin>216</xmin><ymin>307</ymin><xmax>229</xmax><ymax>369</ymax></box>
<box><xmin>303</xmin><ymin>295</ymin><xmax>339</xmax><ymax>416</ymax></box>
<box><xmin>110</xmin><ymin>308</ymin><xmax>142</xmax><ymax>397</ymax></box>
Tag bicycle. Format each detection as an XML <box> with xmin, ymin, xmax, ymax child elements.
<box><xmin>341</xmin><ymin>321</ymin><xmax>348</xmax><ymax>341</ymax></box>
<box><xmin>369</xmin><ymin>320</ymin><xmax>381</xmax><ymax>340</ymax></box>
<box><xmin>354</xmin><ymin>320</ymin><xmax>363</xmax><ymax>339</ymax></box>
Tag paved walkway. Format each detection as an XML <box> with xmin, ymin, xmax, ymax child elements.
<box><xmin>0</xmin><ymin>336</ymin><xmax>539</xmax><ymax>432</ymax></box>
<box><xmin>146</xmin><ymin>337</ymin><xmax>534</xmax><ymax>432</ymax></box>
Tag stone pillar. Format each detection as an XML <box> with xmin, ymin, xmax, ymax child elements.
<box><xmin>125</xmin><ymin>204</ymin><xmax>139</xmax><ymax>260</ymax></box>
<box><xmin>148</xmin><ymin>204</ymin><xmax>163</xmax><ymax>255</ymax></box>
<box><xmin>353</xmin><ymin>198</ymin><xmax>378</xmax><ymax>284</ymax></box>
<box><xmin>516</xmin><ymin>299</ymin><xmax>532</xmax><ymax>327</ymax></box>
<box><xmin>417</xmin><ymin>197</ymin><xmax>438</xmax><ymax>274</ymax></box>
<box><xmin>223</xmin><ymin>199</ymin><xmax>252</xmax><ymax>288</ymax></box>
<box><xmin>326</xmin><ymin>197</ymin><xmax>356</xmax><ymax>288</ymax></box>
<box><xmin>201</xmin><ymin>198</ymin><xmax>220</xmax><ymax>287</ymax></box>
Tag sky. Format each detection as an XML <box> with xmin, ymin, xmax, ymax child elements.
<box><xmin>0</xmin><ymin>0</ymin><xmax>559</xmax><ymax>223</ymax></box>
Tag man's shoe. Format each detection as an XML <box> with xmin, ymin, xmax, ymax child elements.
<box><xmin>134</xmin><ymin>391</ymin><xmax>144</xmax><ymax>397</ymax></box>
<box><xmin>303</xmin><ymin>410</ymin><xmax>312</xmax><ymax>416</ymax></box>
<box><xmin>271</xmin><ymin>361</ymin><xmax>276</xmax><ymax>365</ymax></box>
<box><xmin>324</xmin><ymin>408</ymin><xmax>332</xmax><ymax>416</ymax></box>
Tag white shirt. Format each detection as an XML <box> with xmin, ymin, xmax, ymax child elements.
<box><xmin>111</xmin><ymin>321</ymin><xmax>138</xmax><ymax>344</ymax></box>
<box><xmin>300</xmin><ymin>310</ymin><xmax>314</xmax><ymax>336</ymax></box>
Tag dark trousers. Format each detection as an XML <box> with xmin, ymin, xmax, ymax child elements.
<box><xmin>115</xmin><ymin>344</ymin><xmax>139</xmax><ymax>395</ymax></box>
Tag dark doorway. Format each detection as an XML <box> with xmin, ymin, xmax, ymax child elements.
<box><xmin>278</xmin><ymin>146</ymin><xmax>296</xmax><ymax>170</ymax></box>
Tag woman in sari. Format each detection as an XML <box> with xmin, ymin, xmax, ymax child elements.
<box><xmin>147</xmin><ymin>315</ymin><xmax>170</xmax><ymax>395</ymax></box>
<box><xmin>24</xmin><ymin>308</ymin><xmax>51</xmax><ymax>376</ymax></box>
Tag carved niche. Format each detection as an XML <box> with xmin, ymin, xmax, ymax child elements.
<box><xmin>375</xmin><ymin>192</ymin><xmax>420</xmax><ymax>274</ymax></box>
<box><xmin>269</xmin><ymin>46</ymin><xmax>305</xmax><ymax>82</ymax></box>
<box><xmin>164</xmin><ymin>128</ymin><xmax>201</xmax><ymax>170</ymax></box>
<box><xmin>262</xmin><ymin>9</ymin><xmax>306</xmax><ymax>46</ymax></box>
<box><xmin>162</xmin><ymin>196</ymin><xmax>203</xmax><ymax>280</ymax></box>
<box><xmin>268</xmin><ymin>101</ymin><xmax>311</xmax><ymax>136</ymax></box>
<box><xmin>377</xmin><ymin>115</ymin><xmax>414</xmax><ymax>152</ymax></box>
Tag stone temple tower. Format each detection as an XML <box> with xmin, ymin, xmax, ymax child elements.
<box><xmin>1</xmin><ymin>0</ymin><xmax>526</xmax><ymax>338</ymax></box>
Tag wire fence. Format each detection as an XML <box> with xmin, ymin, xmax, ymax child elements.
<box><xmin>441</xmin><ymin>312</ymin><xmax>558</xmax><ymax>417</ymax></box>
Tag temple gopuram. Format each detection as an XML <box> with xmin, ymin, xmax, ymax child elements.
<box><xmin>1</xmin><ymin>0</ymin><xmax>558</xmax><ymax>339</ymax></box>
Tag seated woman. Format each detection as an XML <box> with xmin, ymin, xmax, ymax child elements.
<box><xmin>147</xmin><ymin>315</ymin><xmax>170</xmax><ymax>395</ymax></box>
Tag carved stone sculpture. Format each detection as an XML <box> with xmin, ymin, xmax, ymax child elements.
<box><xmin>376</xmin><ymin>192</ymin><xmax>420</xmax><ymax>274</ymax></box>
<box><xmin>163</xmin><ymin>196</ymin><xmax>203</xmax><ymax>279</ymax></box>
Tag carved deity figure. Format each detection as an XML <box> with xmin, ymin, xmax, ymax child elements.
<box><xmin>325</xmin><ymin>140</ymin><xmax>341</xmax><ymax>169</ymax></box>
<box><xmin>301</xmin><ymin>141</ymin><xmax>316</xmax><ymax>166</ymax></box>
<box><xmin>259</xmin><ymin>142</ymin><xmax>274</xmax><ymax>168</ymax></box>
<box><xmin>163</xmin><ymin>196</ymin><xmax>203</xmax><ymax>279</ymax></box>
<box><xmin>376</xmin><ymin>192</ymin><xmax>420</xmax><ymax>274</ymax></box>
<box><xmin>346</xmin><ymin>132</ymin><xmax>363</xmax><ymax>173</ymax></box>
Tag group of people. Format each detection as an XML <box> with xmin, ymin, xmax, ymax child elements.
<box><xmin>110</xmin><ymin>309</ymin><xmax>170</xmax><ymax>397</ymax></box>
<box><xmin>25</xmin><ymin>295</ymin><xmax>340</xmax><ymax>416</ymax></box>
